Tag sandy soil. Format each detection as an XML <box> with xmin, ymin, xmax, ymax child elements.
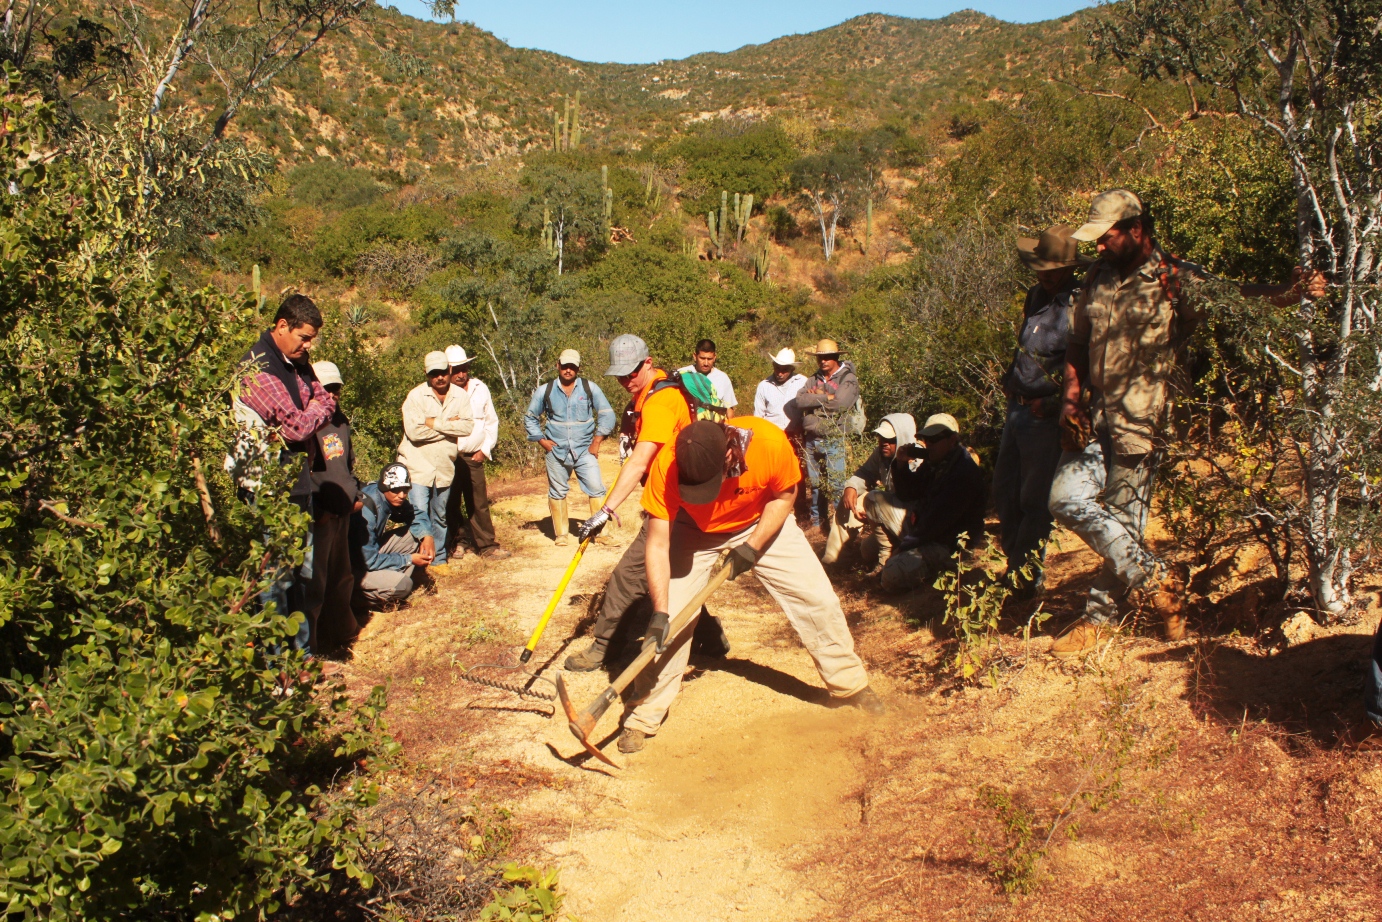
<box><xmin>340</xmin><ymin>447</ymin><xmax>1382</xmax><ymax>920</ymax></box>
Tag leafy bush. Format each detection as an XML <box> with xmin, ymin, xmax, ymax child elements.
<box><xmin>0</xmin><ymin>75</ymin><xmax>390</xmax><ymax>921</ymax></box>
<box><xmin>664</xmin><ymin>121</ymin><xmax>799</xmax><ymax>217</ymax></box>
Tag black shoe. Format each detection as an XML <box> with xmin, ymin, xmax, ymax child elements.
<box><xmin>617</xmin><ymin>728</ymin><xmax>647</xmax><ymax>753</ymax></box>
<box><xmin>690</xmin><ymin>611</ymin><xmax>731</xmax><ymax>658</ymax></box>
<box><xmin>839</xmin><ymin>686</ymin><xmax>887</xmax><ymax>716</ymax></box>
<box><xmin>564</xmin><ymin>644</ymin><xmax>606</xmax><ymax>672</ymax></box>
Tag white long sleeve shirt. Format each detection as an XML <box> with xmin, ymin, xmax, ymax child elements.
<box><xmin>456</xmin><ymin>378</ymin><xmax>500</xmax><ymax>459</ymax></box>
<box><xmin>753</xmin><ymin>374</ymin><xmax>808</xmax><ymax>429</ymax></box>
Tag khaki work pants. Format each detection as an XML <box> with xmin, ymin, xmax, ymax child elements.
<box><xmin>622</xmin><ymin>515</ymin><xmax>870</xmax><ymax>736</ymax></box>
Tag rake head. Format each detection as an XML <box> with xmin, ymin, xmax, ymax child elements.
<box><xmin>458</xmin><ymin>661</ymin><xmax>558</xmax><ymax>707</ymax></box>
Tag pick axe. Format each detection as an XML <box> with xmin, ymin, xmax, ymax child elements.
<box><xmin>557</xmin><ymin>551</ymin><xmax>735</xmax><ymax>767</ymax></box>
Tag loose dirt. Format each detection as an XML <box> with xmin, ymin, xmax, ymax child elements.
<box><xmin>339</xmin><ymin>448</ymin><xmax>1382</xmax><ymax>920</ymax></box>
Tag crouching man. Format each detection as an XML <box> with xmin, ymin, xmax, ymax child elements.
<box><xmin>353</xmin><ymin>463</ymin><xmax>435</xmax><ymax>609</ymax></box>
<box><xmin>616</xmin><ymin>417</ymin><xmax>884</xmax><ymax>755</ymax></box>
<box><xmin>822</xmin><ymin>413</ymin><xmax>924</xmax><ymax>574</ymax></box>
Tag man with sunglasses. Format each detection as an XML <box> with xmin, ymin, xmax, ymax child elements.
<box><xmin>565</xmin><ymin>334</ymin><xmax>730</xmax><ymax>672</ymax></box>
<box><xmin>524</xmin><ymin>349</ymin><xmax>617</xmax><ymax>547</ymax></box>
<box><xmin>879</xmin><ymin>413</ymin><xmax>987</xmax><ymax>593</ymax></box>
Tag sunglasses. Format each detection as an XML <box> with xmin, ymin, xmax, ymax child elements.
<box><xmin>559</xmin><ymin>363</ymin><xmax>579</xmax><ymax>371</ymax></box>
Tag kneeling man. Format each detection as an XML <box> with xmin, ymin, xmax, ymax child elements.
<box><xmin>617</xmin><ymin>417</ymin><xmax>884</xmax><ymax>754</ymax></box>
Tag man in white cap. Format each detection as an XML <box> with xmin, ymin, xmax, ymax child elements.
<box><xmin>753</xmin><ymin>348</ymin><xmax>808</xmax><ymax>429</ymax></box>
<box><xmin>523</xmin><ymin>348</ymin><xmax>618</xmax><ymax>547</ymax></box>
<box><xmin>879</xmin><ymin>413</ymin><xmax>986</xmax><ymax>593</ymax></box>
<box><xmin>993</xmin><ymin>225</ymin><xmax>1088</xmax><ymax>597</ymax></box>
<box><xmin>299</xmin><ymin>360</ymin><xmax>362</xmax><ymax>654</ymax></box>
<box><xmin>822</xmin><ymin>413</ymin><xmax>924</xmax><ymax>575</ymax></box>
<box><xmin>1050</xmin><ymin>189</ymin><xmax>1324</xmax><ymax>656</ymax></box>
<box><xmin>397</xmin><ymin>350</ymin><xmax>474</xmax><ymax>574</ymax></box>
<box><xmin>447</xmin><ymin>345</ymin><xmax>509</xmax><ymax>561</ymax></box>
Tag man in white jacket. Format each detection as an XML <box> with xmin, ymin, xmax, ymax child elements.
<box><xmin>397</xmin><ymin>351</ymin><xmax>475</xmax><ymax>573</ymax></box>
<box><xmin>447</xmin><ymin>345</ymin><xmax>511</xmax><ymax>561</ymax></box>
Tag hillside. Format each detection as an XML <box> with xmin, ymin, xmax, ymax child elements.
<box><xmin>225</xmin><ymin>7</ymin><xmax>1093</xmax><ymax>170</ymax></box>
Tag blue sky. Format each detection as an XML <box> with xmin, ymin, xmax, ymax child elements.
<box><xmin>385</xmin><ymin>1</ymin><xmax>1095</xmax><ymax>65</ymax></box>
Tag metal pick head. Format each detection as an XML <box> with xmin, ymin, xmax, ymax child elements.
<box><xmin>555</xmin><ymin>674</ymin><xmax>618</xmax><ymax>769</ymax></box>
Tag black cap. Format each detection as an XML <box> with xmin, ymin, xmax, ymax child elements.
<box><xmin>675</xmin><ymin>420</ymin><xmax>728</xmax><ymax>505</ymax></box>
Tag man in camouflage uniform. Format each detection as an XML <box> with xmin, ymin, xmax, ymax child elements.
<box><xmin>1049</xmin><ymin>190</ymin><xmax>1318</xmax><ymax>657</ymax></box>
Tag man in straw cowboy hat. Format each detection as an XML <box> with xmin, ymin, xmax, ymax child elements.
<box><xmin>1049</xmin><ymin>190</ymin><xmax>1326</xmax><ymax>657</ymax></box>
<box><xmin>791</xmin><ymin>339</ymin><xmax>863</xmax><ymax>531</ymax></box>
<box><xmin>993</xmin><ymin>225</ymin><xmax>1090</xmax><ymax>596</ymax></box>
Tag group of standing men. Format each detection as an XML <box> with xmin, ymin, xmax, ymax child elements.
<box><xmin>234</xmin><ymin>300</ymin><xmax>511</xmax><ymax>659</ymax></box>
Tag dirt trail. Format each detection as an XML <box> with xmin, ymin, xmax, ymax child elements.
<box><xmin>343</xmin><ymin>449</ymin><xmax>1382</xmax><ymax>921</ymax></box>
<box><xmin>349</xmin><ymin>450</ymin><xmax>887</xmax><ymax>921</ymax></box>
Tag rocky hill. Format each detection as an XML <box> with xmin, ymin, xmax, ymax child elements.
<box><xmin>222</xmin><ymin>7</ymin><xmax>1092</xmax><ymax>171</ymax></box>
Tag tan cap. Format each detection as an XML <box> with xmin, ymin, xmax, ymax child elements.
<box><xmin>873</xmin><ymin>419</ymin><xmax>897</xmax><ymax>439</ymax></box>
<box><xmin>312</xmin><ymin>361</ymin><xmax>343</xmax><ymax>387</ymax></box>
<box><xmin>558</xmin><ymin>348</ymin><xmax>581</xmax><ymax>367</ymax></box>
<box><xmin>424</xmin><ymin>350</ymin><xmax>450</xmax><ymax>373</ymax></box>
<box><xmin>1071</xmin><ymin>190</ymin><xmax>1143</xmax><ymax>242</ymax></box>
<box><xmin>919</xmin><ymin>413</ymin><xmax>959</xmax><ymax>439</ymax></box>
<box><xmin>1017</xmin><ymin>224</ymin><xmax>1094</xmax><ymax>271</ymax></box>
<box><xmin>804</xmin><ymin>338</ymin><xmax>844</xmax><ymax>356</ymax></box>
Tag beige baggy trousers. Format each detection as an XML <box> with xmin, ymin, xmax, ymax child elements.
<box><xmin>621</xmin><ymin>513</ymin><xmax>870</xmax><ymax>736</ymax></box>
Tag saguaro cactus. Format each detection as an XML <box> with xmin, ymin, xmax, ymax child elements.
<box><xmin>570</xmin><ymin>90</ymin><xmax>582</xmax><ymax>148</ymax></box>
<box><xmin>754</xmin><ymin>243</ymin><xmax>770</xmax><ymax>282</ymax></box>
<box><xmin>864</xmin><ymin>196</ymin><xmax>873</xmax><ymax>255</ymax></box>
<box><xmin>707</xmin><ymin>210</ymin><xmax>721</xmax><ymax>258</ymax></box>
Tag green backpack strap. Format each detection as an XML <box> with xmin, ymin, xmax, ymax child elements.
<box><xmin>656</xmin><ymin>371</ymin><xmax>727</xmax><ymax>423</ymax></box>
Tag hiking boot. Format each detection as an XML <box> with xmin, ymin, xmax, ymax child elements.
<box><xmin>550</xmin><ymin>498</ymin><xmax>570</xmax><ymax>547</ymax></box>
<box><xmin>1147</xmin><ymin>567</ymin><xmax>1188</xmax><ymax>641</ymax></box>
<box><xmin>617</xmin><ymin>728</ymin><xmax>647</xmax><ymax>754</ymax></box>
<box><xmin>480</xmin><ymin>547</ymin><xmax>512</xmax><ymax>561</ymax></box>
<box><xmin>1050</xmin><ymin>618</ymin><xmax>1109</xmax><ymax>658</ymax></box>
<box><xmin>840</xmin><ymin>686</ymin><xmax>887</xmax><ymax>716</ymax></box>
<box><xmin>564</xmin><ymin>643</ymin><xmax>607</xmax><ymax>672</ymax></box>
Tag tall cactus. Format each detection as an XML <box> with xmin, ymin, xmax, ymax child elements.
<box><xmin>570</xmin><ymin>90</ymin><xmax>582</xmax><ymax>148</ymax></box>
<box><xmin>754</xmin><ymin>243</ymin><xmax>770</xmax><ymax>283</ymax></box>
<box><xmin>561</xmin><ymin>97</ymin><xmax>570</xmax><ymax>150</ymax></box>
<box><xmin>733</xmin><ymin>193</ymin><xmax>754</xmax><ymax>242</ymax></box>
<box><xmin>541</xmin><ymin>204</ymin><xmax>555</xmax><ymax>255</ymax></box>
<box><xmin>864</xmin><ymin>196</ymin><xmax>873</xmax><ymax>255</ymax></box>
<box><xmin>552</xmin><ymin>110</ymin><xmax>561</xmax><ymax>150</ymax></box>
<box><xmin>601</xmin><ymin>165</ymin><xmax>612</xmax><ymax>221</ymax></box>
<box><xmin>707</xmin><ymin>210</ymin><xmax>721</xmax><ymax>258</ymax></box>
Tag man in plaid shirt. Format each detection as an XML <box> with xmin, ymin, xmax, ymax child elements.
<box><xmin>236</xmin><ymin>294</ymin><xmax>337</xmax><ymax>653</ymax></box>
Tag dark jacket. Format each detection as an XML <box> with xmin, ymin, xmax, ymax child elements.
<box><xmin>845</xmin><ymin>412</ymin><xmax>926</xmax><ymax>505</ymax></box>
<box><xmin>792</xmin><ymin>360</ymin><xmax>860</xmax><ymax>437</ymax></box>
<box><xmin>904</xmin><ymin>444</ymin><xmax>987</xmax><ymax>552</ymax></box>
<box><xmin>310</xmin><ymin>410</ymin><xmax>360</xmax><ymax>516</ymax></box>
<box><xmin>1002</xmin><ymin>281</ymin><xmax>1075</xmax><ymax>411</ymax></box>
<box><xmin>353</xmin><ymin>483</ymin><xmax>428</xmax><ymax>572</ymax></box>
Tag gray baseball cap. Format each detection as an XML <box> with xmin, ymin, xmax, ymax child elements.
<box><xmin>605</xmin><ymin>333</ymin><xmax>650</xmax><ymax>377</ymax></box>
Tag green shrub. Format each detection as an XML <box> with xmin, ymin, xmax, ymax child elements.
<box><xmin>0</xmin><ymin>75</ymin><xmax>390</xmax><ymax>922</ymax></box>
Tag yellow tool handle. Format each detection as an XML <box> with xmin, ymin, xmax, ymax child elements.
<box><xmin>519</xmin><ymin>537</ymin><xmax>591</xmax><ymax>663</ymax></box>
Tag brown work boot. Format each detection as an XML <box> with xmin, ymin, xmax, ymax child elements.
<box><xmin>480</xmin><ymin>546</ymin><xmax>512</xmax><ymax>561</ymax></box>
<box><xmin>1147</xmin><ymin>566</ymin><xmax>1188</xmax><ymax>641</ymax></box>
<box><xmin>564</xmin><ymin>643</ymin><xmax>606</xmax><ymax>672</ymax></box>
<box><xmin>617</xmin><ymin>728</ymin><xmax>647</xmax><ymax>754</ymax></box>
<box><xmin>839</xmin><ymin>686</ymin><xmax>887</xmax><ymax>716</ymax></box>
<box><xmin>1050</xmin><ymin>618</ymin><xmax>1109</xmax><ymax>658</ymax></box>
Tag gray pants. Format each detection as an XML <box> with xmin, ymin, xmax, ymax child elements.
<box><xmin>356</xmin><ymin>532</ymin><xmax>418</xmax><ymax>607</ymax></box>
<box><xmin>879</xmin><ymin>542</ymin><xmax>956</xmax><ymax>593</ymax></box>
<box><xmin>992</xmin><ymin>401</ymin><xmax>1062</xmax><ymax>581</ymax></box>
<box><xmin>1047</xmin><ymin>438</ymin><xmax>1160</xmax><ymax>623</ymax></box>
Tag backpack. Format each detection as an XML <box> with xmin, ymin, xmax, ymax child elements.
<box><xmin>649</xmin><ymin>370</ymin><xmax>728</xmax><ymax>424</ymax></box>
<box><xmin>845</xmin><ymin>396</ymin><xmax>866</xmax><ymax>436</ymax></box>
<box><xmin>542</xmin><ymin>377</ymin><xmax>595</xmax><ymax>423</ymax></box>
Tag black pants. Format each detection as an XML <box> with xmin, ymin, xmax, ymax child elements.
<box><xmin>589</xmin><ymin>518</ymin><xmax>724</xmax><ymax>656</ymax></box>
<box><xmin>301</xmin><ymin>511</ymin><xmax>358</xmax><ymax>654</ymax></box>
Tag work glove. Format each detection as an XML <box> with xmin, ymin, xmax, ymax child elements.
<box><xmin>643</xmin><ymin>610</ymin><xmax>671</xmax><ymax>654</ymax></box>
<box><xmin>727</xmin><ymin>543</ymin><xmax>760</xmax><ymax>580</ymax></box>
<box><xmin>576</xmin><ymin>506</ymin><xmax>613</xmax><ymax>541</ymax></box>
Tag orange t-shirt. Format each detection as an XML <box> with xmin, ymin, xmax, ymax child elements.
<box><xmin>642</xmin><ymin>417</ymin><xmax>802</xmax><ymax>534</ymax></box>
<box><xmin>634</xmin><ymin>371</ymin><xmax>692</xmax><ymax>446</ymax></box>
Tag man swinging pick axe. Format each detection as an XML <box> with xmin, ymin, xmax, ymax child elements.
<box><xmin>614</xmin><ymin>416</ymin><xmax>886</xmax><ymax>754</ymax></box>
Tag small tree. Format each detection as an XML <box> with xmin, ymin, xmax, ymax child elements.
<box><xmin>1094</xmin><ymin>0</ymin><xmax>1382</xmax><ymax>618</ymax></box>
<box><xmin>791</xmin><ymin>145</ymin><xmax>868</xmax><ymax>262</ymax></box>
<box><xmin>515</xmin><ymin>162</ymin><xmax>609</xmax><ymax>275</ymax></box>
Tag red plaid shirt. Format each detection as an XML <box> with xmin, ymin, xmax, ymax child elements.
<box><xmin>240</xmin><ymin>369</ymin><xmax>336</xmax><ymax>443</ymax></box>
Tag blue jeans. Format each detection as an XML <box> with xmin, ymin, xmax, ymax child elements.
<box><xmin>544</xmin><ymin>447</ymin><xmax>607</xmax><ymax>501</ymax></box>
<box><xmin>1048</xmin><ymin>437</ymin><xmax>1160</xmax><ymax>623</ymax></box>
<box><xmin>803</xmin><ymin>436</ymin><xmax>846</xmax><ymax>528</ymax></box>
<box><xmin>409</xmin><ymin>483</ymin><xmax>452</xmax><ymax>565</ymax></box>
<box><xmin>992</xmin><ymin>402</ymin><xmax>1063</xmax><ymax>582</ymax></box>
